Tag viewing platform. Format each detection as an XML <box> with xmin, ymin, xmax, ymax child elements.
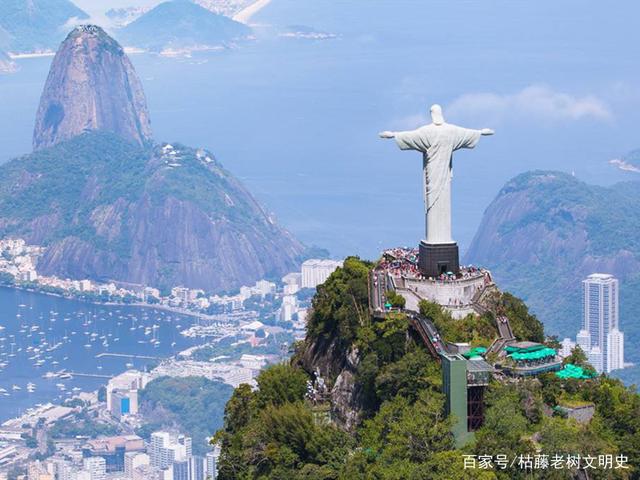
<box><xmin>370</xmin><ymin>247</ymin><xmax>494</xmax><ymax>319</ymax></box>
<box><xmin>494</xmin><ymin>341</ymin><xmax>563</xmax><ymax>377</ymax></box>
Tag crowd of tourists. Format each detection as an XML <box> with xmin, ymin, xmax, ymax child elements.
<box><xmin>376</xmin><ymin>247</ymin><xmax>492</xmax><ymax>284</ymax></box>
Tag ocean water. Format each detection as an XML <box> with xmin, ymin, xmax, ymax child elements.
<box><xmin>1</xmin><ymin>0</ymin><xmax>640</xmax><ymax>408</ymax></box>
<box><xmin>0</xmin><ymin>287</ymin><xmax>200</xmax><ymax>421</ymax></box>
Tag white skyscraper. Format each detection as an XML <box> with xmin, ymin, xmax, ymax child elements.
<box><xmin>576</xmin><ymin>329</ymin><xmax>590</xmax><ymax>356</ymax></box>
<box><xmin>607</xmin><ymin>328</ymin><xmax>625</xmax><ymax>372</ymax></box>
<box><xmin>83</xmin><ymin>457</ymin><xmax>106</xmax><ymax>480</ymax></box>
<box><xmin>125</xmin><ymin>452</ymin><xmax>150</xmax><ymax>478</ymax></box>
<box><xmin>206</xmin><ymin>444</ymin><xmax>221</xmax><ymax>480</ymax></box>
<box><xmin>301</xmin><ymin>259</ymin><xmax>343</xmax><ymax>289</ymax></box>
<box><xmin>588</xmin><ymin>346</ymin><xmax>603</xmax><ymax>374</ymax></box>
<box><xmin>582</xmin><ymin>273</ymin><xmax>620</xmax><ymax>373</ymax></box>
<box><xmin>150</xmin><ymin>432</ymin><xmax>193</xmax><ymax>474</ymax></box>
<box><xmin>559</xmin><ymin>338</ymin><xmax>576</xmax><ymax>358</ymax></box>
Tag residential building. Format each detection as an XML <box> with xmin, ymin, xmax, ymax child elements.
<box><xmin>206</xmin><ymin>444</ymin><xmax>221</xmax><ymax>480</ymax></box>
<box><xmin>559</xmin><ymin>338</ymin><xmax>576</xmax><ymax>358</ymax></box>
<box><xmin>83</xmin><ymin>456</ymin><xmax>106</xmax><ymax>480</ymax></box>
<box><xmin>582</xmin><ymin>273</ymin><xmax>623</xmax><ymax>373</ymax></box>
<box><xmin>150</xmin><ymin>432</ymin><xmax>192</xmax><ymax>471</ymax></box>
<box><xmin>576</xmin><ymin>329</ymin><xmax>590</xmax><ymax>355</ymax></box>
<box><xmin>301</xmin><ymin>259</ymin><xmax>343</xmax><ymax>289</ymax></box>
<box><xmin>607</xmin><ymin>328</ymin><xmax>625</xmax><ymax>372</ymax></box>
<box><xmin>125</xmin><ymin>452</ymin><xmax>150</xmax><ymax>478</ymax></box>
<box><xmin>106</xmin><ymin>370</ymin><xmax>149</xmax><ymax>411</ymax></box>
<box><xmin>588</xmin><ymin>346</ymin><xmax>603</xmax><ymax>374</ymax></box>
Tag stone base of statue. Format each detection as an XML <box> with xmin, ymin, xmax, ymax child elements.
<box><xmin>419</xmin><ymin>241</ymin><xmax>460</xmax><ymax>277</ymax></box>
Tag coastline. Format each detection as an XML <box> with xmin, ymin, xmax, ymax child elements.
<box><xmin>9</xmin><ymin>51</ymin><xmax>55</xmax><ymax>59</ymax></box>
<box><xmin>233</xmin><ymin>0</ymin><xmax>273</xmax><ymax>24</ymax></box>
<box><xmin>0</xmin><ymin>284</ymin><xmax>220</xmax><ymax>322</ymax></box>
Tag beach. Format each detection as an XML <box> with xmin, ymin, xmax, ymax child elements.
<box><xmin>233</xmin><ymin>0</ymin><xmax>273</xmax><ymax>24</ymax></box>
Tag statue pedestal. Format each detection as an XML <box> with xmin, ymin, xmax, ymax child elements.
<box><xmin>419</xmin><ymin>241</ymin><xmax>460</xmax><ymax>277</ymax></box>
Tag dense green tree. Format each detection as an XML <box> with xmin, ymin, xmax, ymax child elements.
<box><xmin>499</xmin><ymin>292</ymin><xmax>544</xmax><ymax>343</ymax></box>
<box><xmin>563</xmin><ymin>345</ymin><xmax>588</xmax><ymax>366</ymax></box>
<box><xmin>384</xmin><ymin>290</ymin><xmax>406</xmax><ymax>309</ymax></box>
<box><xmin>139</xmin><ymin>376</ymin><xmax>233</xmax><ymax>455</ymax></box>
<box><xmin>374</xmin><ymin>347</ymin><xmax>440</xmax><ymax>404</ymax></box>
<box><xmin>213</xmin><ymin>254</ymin><xmax>640</xmax><ymax>480</ymax></box>
<box><xmin>474</xmin><ymin>384</ymin><xmax>535</xmax><ymax>479</ymax></box>
<box><xmin>221</xmin><ymin>384</ymin><xmax>255</xmax><ymax>435</ymax></box>
<box><xmin>360</xmin><ymin>391</ymin><xmax>453</xmax><ymax>465</ymax></box>
<box><xmin>307</xmin><ymin>257</ymin><xmax>371</xmax><ymax>355</ymax></box>
<box><xmin>256</xmin><ymin>364</ymin><xmax>308</xmax><ymax>408</ymax></box>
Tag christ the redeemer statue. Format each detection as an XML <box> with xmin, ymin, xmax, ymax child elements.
<box><xmin>379</xmin><ymin>104</ymin><xmax>494</xmax><ymax>276</ymax></box>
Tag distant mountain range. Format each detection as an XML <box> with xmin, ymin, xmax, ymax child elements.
<box><xmin>0</xmin><ymin>25</ymin><xmax>304</xmax><ymax>292</ymax></box>
<box><xmin>0</xmin><ymin>0</ymin><xmax>89</xmax><ymax>53</ymax></box>
<box><xmin>116</xmin><ymin>0</ymin><xmax>251</xmax><ymax>53</ymax></box>
<box><xmin>465</xmin><ymin>170</ymin><xmax>640</xmax><ymax>372</ymax></box>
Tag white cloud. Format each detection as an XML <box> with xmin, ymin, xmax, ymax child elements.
<box><xmin>447</xmin><ymin>85</ymin><xmax>612</xmax><ymax>124</ymax></box>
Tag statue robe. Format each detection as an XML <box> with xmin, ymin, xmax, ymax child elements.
<box><xmin>395</xmin><ymin>123</ymin><xmax>481</xmax><ymax>244</ymax></box>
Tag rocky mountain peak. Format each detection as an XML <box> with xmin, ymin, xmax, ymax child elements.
<box><xmin>33</xmin><ymin>25</ymin><xmax>152</xmax><ymax>150</ymax></box>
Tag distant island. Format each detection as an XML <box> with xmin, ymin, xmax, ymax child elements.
<box><xmin>115</xmin><ymin>0</ymin><xmax>252</xmax><ymax>55</ymax></box>
<box><xmin>0</xmin><ymin>0</ymin><xmax>89</xmax><ymax>54</ymax></box>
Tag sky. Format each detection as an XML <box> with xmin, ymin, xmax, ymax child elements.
<box><xmin>4</xmin><ymin>0</ymin><xmax>640</xmax><ymax>257</ymax></box>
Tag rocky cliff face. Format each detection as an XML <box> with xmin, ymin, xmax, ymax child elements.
<box><xmin>0</xmin><ymin>133</ymin><xmax>304</xmax><ymax>292</ymax></box>
<box><xmin>296</xmin><ymin>335</ymin><xmax>364</xmax><ymax>431</ymax></box>
<box><xmin>0</xmin><ymin>26</ymin><xmax>304</xmax><ymax>292</ymax></box>
<box><xmin>465</xmin><ymin>170</ymin><xmax>640</xmax><ymax>339</ymax></box>
<box><xmin>33</xmin><ymin>25</ymin><xmax>152</xmax><ymax>150</ymax></box>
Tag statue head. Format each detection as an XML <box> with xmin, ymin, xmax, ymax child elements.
<box><xmin>430</xmin><ymin>104</ymin><xmax>445</xmax><ymax>125</ymax></box>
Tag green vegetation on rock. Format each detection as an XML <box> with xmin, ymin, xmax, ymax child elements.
<box><xmin>0</xmin><ymin>131</ymin><xmax>303</xmax><ymax>291</ymax></box>
<box><xmin>466</xmin><ymin>170</ymin><xmax>640</xmax><ymax>384</ymax></box>
<box><xmin>139</xmin><ymin>376</ymin><xmax>234</xmax><ymax>455</ymax></box>
<box><xmin>213</xmin><ymin>257</ymin><xmax>640</xmax><ymax>479</ymax></box>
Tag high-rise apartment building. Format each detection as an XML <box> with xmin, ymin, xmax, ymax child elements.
<box><xmin>301</xmin><ymin>259</ymin><xmax>343</xmax><ymax>289</ymax></box>
<box><xmin>582</xmin><ymin>273</ymin><xmax>622</xmax><ymax>373</ymax></box>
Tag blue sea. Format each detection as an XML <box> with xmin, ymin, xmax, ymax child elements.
<box><xmin>1</xmin><ymin>0</ymin><xmax>638</xmax><ymax>258</ymax></box>
<box><xmin>1</xmin><ymin>0</ymin><xmax>640</xmax><ymax>407</ymax></box>
<box><xmin>0</xmin><ymin>287</ymin><xmax>200</xmax><ymax>421</ymax></box>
